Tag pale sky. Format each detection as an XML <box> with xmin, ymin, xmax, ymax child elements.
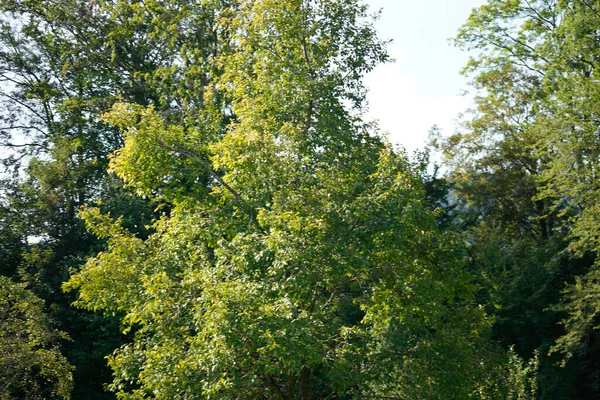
<box><xmin>364</xmin><ymin>0</ymin><xmax>486</xmax><ymax>153</ymax></box>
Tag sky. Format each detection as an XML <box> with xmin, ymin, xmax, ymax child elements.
<box><xmin>363</xmin><ymin>0</ymin><xmax>487</xmax><ymax>153</ymax></box>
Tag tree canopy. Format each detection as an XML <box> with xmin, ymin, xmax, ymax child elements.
<box><xmin>1</xmin><ymin>0</ymin><xmax>599</xmax><ymax>399</ymax></box>
<box><xmin>0</xmin><ymin>276</ymin><xmax>73</xmax><ymax>399</ymax></box>
<box><xmin>431</xmin><ymin>0</ymin><xmax>600</xmax><ymax>398</ymax></box>
<box><xmin>65</xmin><ymin>1</ymin><xmax>506</xmax><ymax>398</ymax></box>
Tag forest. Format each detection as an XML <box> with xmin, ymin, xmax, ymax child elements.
<box><xmin>0</xmin><ymin>0</ymin><xmax>599</xmax><ymax>399</ymax></box>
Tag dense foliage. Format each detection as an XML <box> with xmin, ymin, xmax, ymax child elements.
<box><xmin>0</xmin><ymin>276</ymin><xmax>73</xmax><ymax>399</ymax></box>
<box><xmin>431</xmin><ymin>0</ymin><xmax>600</xmax><ymax>398</ymax></box>
<box><xmin>65</xmin><ymin>1</ymin><xmax>506</xmax><ymax>398</ymax></box>
<box><xmin>1</xmin><ymin>0</ymin><xmax>599</xmax><ymax>398</ymax></box>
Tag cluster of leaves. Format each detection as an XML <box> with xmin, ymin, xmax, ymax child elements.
<box><xmin>0</xmin><ymin>276</ymin><xmax>73</xmax><ymax>399</ymax></box>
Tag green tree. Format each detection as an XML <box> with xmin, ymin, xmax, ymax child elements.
<box><xmin>66</xmin><ymin>0</ymin><xmax>508</xmax><ymax>398</ymax></box>
<box><xmin>0</xmin><ymin>276</ymin><xmax>73</xmax><ymax>400</ymax></box>
<box><xmin>436</xmin><ymin>0</ymin><xmax>600</xmax><ymax>398</ymax></box>
<box><xmin>0</xmin><ymin>0</ymin><xmax>230</xmax><ymax>397</ymax></box>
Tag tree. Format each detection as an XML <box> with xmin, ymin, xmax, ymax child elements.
<box><xmin>0</xmin><ymin>0</ymin><xmax>230</xmax><ymax>397</ymax></box>
<box><xmin>435</xmin><ymin>0</ymin><xmax>600</xmax><ymax>398</ymax></box>
<box><xmin>66</xmin><ymin>0</ymin><xmax>508</xmax><ymax>398</ymax></box>
<box><xmin>0</xmin><ymin>276</ymin><xmax>73</xmax><ymax>400</ymax></box>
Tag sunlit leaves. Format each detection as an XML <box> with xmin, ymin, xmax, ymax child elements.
<box><xmin>66</xmin><ymin>1</ymin><xmax>512</xmax><ymax>398</ymax></box>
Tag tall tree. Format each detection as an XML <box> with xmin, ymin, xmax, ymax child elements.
<box><xmin>436</xmin><ymin>0</ymin><xmax>600</xmax><ymax>398</ymax></box>
<box><xmin>0</xmin><ymin>0</ymin><xmax>230</xmax><ymax>397</ymax></box>
<box><xmin>66</xmin><ymin>0</ymin><xmax>510</xmax><ymax>398</ymax></box>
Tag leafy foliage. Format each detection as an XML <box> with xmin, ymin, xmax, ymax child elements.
<box><xmin>0</xmin><ymin>276</ymin><xmax>73</xmax><ymax>400</ymax></box>
<box><xmin>434</xmin><ymin>0</ymin><xmax>600</xmax><ymax>398</ymax></box>
<box><xmin>0</xmin><ymin>0</ymin><xmax>227</xmax><ymax>397</ymax></box>
<box><xmin>65</xmin><ymin>1</ymin><xmax>509</xmax><ymax>398</ymax></box>
<box><xmin>4</xmin><ymin>0</ymin><xmax>600</xmax><ymax>398</ymax></box>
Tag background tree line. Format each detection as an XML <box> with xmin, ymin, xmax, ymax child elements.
<box><xmin>0</xmin><ymin>0</ymin><xmax>598</xmax><ymax>399</ymax></box>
